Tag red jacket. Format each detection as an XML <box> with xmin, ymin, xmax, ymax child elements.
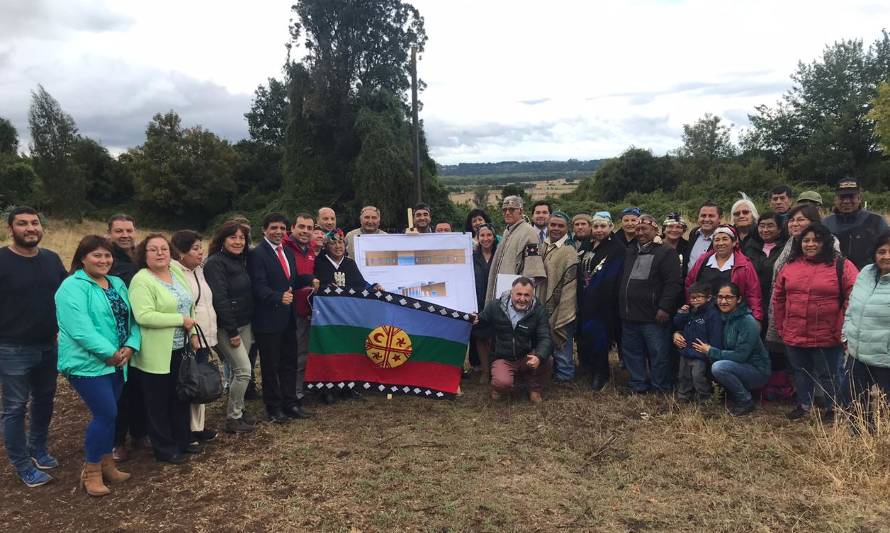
<box><xmin>772</xmin><ymin>257</ymin><xmax>858</xmax><ymax>347</ymax></box>
<box><xmin>282</xmin><ymin>234</ymin><xmax>316</xmax><ymax>276</ymax></box>
<box><xmin>685</xmin><ymin>249</ymin><xmax>763</xmax><ymax>321</ymax></box>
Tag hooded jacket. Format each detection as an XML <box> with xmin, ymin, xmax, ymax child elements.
<box><xmin>477</xmin><ymin>292</ymin><xmax>553</xmax><ymax>362</ymax></box>
<box><xmin>707</xmin><ymin>303</ymin><xmax>771</xmax><ymax>375</ymax></box>
<box><xmin>843</xmin><ymin>264</ymin><xmax>890</xmax><ymax>368</ymax></box>
<box><xmin>772</xmin><ymin>256</ymin><xmax>858</xmax><ymax>348</ymax></box>
<box><xmin>686</xmin><ymin>249</ymin><xmax>763</xmax><ymax>321</ymax></box>
<box><xmin>618</xmin><ymin>241</ymin><xmax>683</xmax><ymax>323</ymax></box>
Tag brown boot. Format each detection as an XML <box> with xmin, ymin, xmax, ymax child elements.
<box><xmin>529</xmin><ymin>391</ymin><xmax>543</xmax><ymax>404</ymax></box>
<box><xmin>101</xmin><ymin>454</ymin><xmax>131</xmax><ymax>483</ymax></box>
<box><xmin>81</xmin><ymin>462</ymin><xmax>110</xmax><ymax>497</ymax></box>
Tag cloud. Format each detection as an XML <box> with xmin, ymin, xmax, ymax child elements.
<box><xmin>596</xmin><ymin>78</ymin><xmax>791</xmax><ymax>105</ymax></box>
<box><xmin>0</xmin><ymin>0</ymin><xmax>133</xmax><ymax>41</ymax></box>
<box><xmin>518</xmin><ymin>97</ymin><xmax>551</xmax><ymax>106</ymax></box>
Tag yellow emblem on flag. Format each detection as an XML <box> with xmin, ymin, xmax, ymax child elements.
<box><xmin>365</xmin><ymin>325</ymin><xmax>413</xmax><ymax>369</ymax></box>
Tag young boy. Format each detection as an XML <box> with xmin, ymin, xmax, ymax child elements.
<box><xmin>672</xmin><ymin>281</ymin><xmax>723</xmax><ymax>402</ymax></box>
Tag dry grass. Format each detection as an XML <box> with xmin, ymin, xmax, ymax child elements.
<box><xmin>3</xmin><ymin>219</ymin><xmax>890</xmax><ymax>531</ymax></box>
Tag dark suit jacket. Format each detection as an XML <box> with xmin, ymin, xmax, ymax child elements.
<box><xmin>248</xmin><ymin>240</ymin><xmax>313</xmax><ymax>334</ymax></box>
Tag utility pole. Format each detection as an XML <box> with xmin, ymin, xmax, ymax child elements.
<box><xmin>411</xmin><ymin>45</ymin><xmax>421</xmax><ymax>204</ymax></box>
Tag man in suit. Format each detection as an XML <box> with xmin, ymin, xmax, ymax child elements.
<box><xmin>248</xmin><ymin>213</ymin><xmax>318</xmax><ymax>423</ymax></box>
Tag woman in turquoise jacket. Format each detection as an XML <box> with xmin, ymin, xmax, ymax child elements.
<box><xmin>692</xmin><ymin>282</ymin><xmax>771</xmax><ymax>417</ymax></box>
<box><xmin>55</xmin><ymin>235</ymin><xmax>140</xmax><ymax>496</ymax></box>
<box><xmin>843</xmin><ymin>231</ymin><xmax>890</xmax><ymax>427</ymax></box>
<box><xmin>128</xmin><ymin>233</ymin><xmax>198</xmax><ymax>465</ymax></box>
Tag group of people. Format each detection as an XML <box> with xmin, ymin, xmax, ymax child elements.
<box><xmin>2</xmin><ymin>178</ymin><xmax>890</xmax><ymax>493</ymax></box>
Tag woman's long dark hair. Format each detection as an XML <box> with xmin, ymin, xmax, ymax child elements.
<box><xmin>69</xmin><ymin>235</ymin><xmax>114</xmax><ymax>274</ymax></box>
<box><xmin>464</xmin><ymin>209</ymin><xmax>492</xmax><ymax>233</ymax></box>
<box><xmin>208</xmin><ymin>221</ymin><xmax>249</xmax><ymax>256</ymax></box>
<box><xmin>788</xmin><ymin>223</ymin><xmax>836</xmax><ymax>265</ymax></box>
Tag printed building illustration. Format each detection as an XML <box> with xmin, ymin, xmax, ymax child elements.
<box><xmin>365</xmin><ymin>249</ymin><xmax>465</xmax><ymax>267</ymax></box>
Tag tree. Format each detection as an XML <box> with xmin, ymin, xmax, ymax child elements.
<box><xmin>245</xmin><ymin>77</ymin><xmax>289</xmax><ymax>146</ymax></box>
<box><xmin>282</xmin><ymin>0</ymin><xmax>438</xmax><ymax>221</ymax></box>
<box><xmin>0</xmin><ymin>159</ymin><xmax>38</xmax><ymax>207</ymax></box>
<box><xmin>28</xmin><ymin>85</ymin><xmax>85</xmax><ymax>217</ymax></box>
<box><xmin>473</xmin><ymin>185</ymin><xmax>489</xmax><ymax>208</ymax></box>
<box><xmin>128</xmin><ymin>111</ymin><xmax>238</xmax><ymax>226</ymax></box>
<box><xmin>590</xmin><ymin>147</ymin><xmax>679</xmax><ymax>202</ymax></box>
<box><xmin>742</xmin><ymin>31</ymin><xmax>890</xmax><ymax>187</ymax></box>
<box><xmin>72</xmin><ymin>136</ymin><xmax>134</xmax><ymax>208</ymax></box>
<box><xmin>680</xmin><ymin>113</ymin><xmax>735</xmax><ymax>161</ymax></box>
<box><xmin>869</xmin><ymin>81</ymin><xmax>890</xmax><ymax>153</ymax></box>
<box><xmin>501</xmin><ymin>184</ymin><xmax>528</xmax><ymax>202</ymax></box>
<box><xmin>0</xmin><ymin>117</ymin><xmax>18</xmax><ymax>155</ymax></box>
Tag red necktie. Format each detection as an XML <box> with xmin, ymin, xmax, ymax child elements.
<box><xmin>276</xmin><ymin>246</ymin><xmax>291</xmax><ymax>279</ymax></box>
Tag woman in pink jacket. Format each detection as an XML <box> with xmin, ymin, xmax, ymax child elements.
<box><xmin>773</xmin><ymin>223</ymin><xmax>858</xmax><ymax>422</ymax></box>
<box><xmin>686</xmin><ymin>224</ymin><xmax>763</xmax><ymax>321</ymax></box>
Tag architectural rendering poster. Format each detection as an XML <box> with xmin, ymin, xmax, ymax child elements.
<box><xmin>353</xmin><ymin>233</ymin><xmax>477</xmax><ymax>314</ymax></box>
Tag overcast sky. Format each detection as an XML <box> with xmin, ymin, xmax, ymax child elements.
<box><xmin>1</xmin><ymin>0</ymin><xmax>888</xmax><ymax>164</ymax></box>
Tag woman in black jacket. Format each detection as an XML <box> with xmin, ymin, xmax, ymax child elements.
<box><xmin>203</xmin><ymin>221</ymin><xmax>256</xmax><ymax>434</ymax></box>
<box><xmin>470</xmin><ymin>224</ymin><xmax>498</xmax><ymax>371</ymax></box>
<box><xmin>314</xmin><ymin>229</ymin><xmax>377</xmax><ymax>290</ymax></box>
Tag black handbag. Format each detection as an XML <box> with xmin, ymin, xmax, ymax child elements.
<box><xmin>176</xmin><ymin>323</ymin><xmax>224</xmax><ymax>404</ymax></box>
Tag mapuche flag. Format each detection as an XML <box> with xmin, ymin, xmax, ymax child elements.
<box><xmin>305</xmin><ymin>287</ymin><xmax>473</xmax><ymax>398</ymax></box>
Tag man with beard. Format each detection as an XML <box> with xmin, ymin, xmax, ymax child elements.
<box><xmin>572</xmin><ymin>214</ymin><xmax>593</xmax><ymax>250</ymax></box>
<box><xmin>105</xmin><ymin>214</ymin><xmax>148</xmax><ymax>462</ymax></box>
<box><xmin>0</xmin><ymin>207</ymin><xmax>67</xmax><ymax>487</ymax></box>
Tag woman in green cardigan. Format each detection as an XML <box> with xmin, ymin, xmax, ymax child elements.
<box><xmin>56</xmin><ymin>235</ymin><xmax>140</xmax><ymax>496</ymax></box>
<box><xmin>129</xmin><ymin>234</ymin><xmax>198</xmax><ymax>464</ymax></box>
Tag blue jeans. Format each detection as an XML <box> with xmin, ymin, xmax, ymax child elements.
<box><xmin>68</xmin><ymin>370</ymin><xmax>124</xmax><ymax>463</ymax></box>
<box><xmin>552</xmin><ymin>325</ymin><xmax>575</xmax><ymax>381</ymax></box>
<box><xmin>785</xmin><ymin>345</ymin><xmax>843</xmax><ymax>410</ymax></box>
<box><xmin>621</xmin><ymin>321</ymin><xmax>672</xmax><ymax>392</ymax></box>
<box><xmin>711</xmin><ymin>360</ymin><xmax>770</xmax><ymax>403</ymax></box>
<box><xmin>0</xmin><ymin>343</ymin><xmax>58</xmax><ymax>472</ymax></box>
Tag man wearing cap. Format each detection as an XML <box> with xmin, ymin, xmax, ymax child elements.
<box><xmin>485</xmin><ymin>196</ymin><xmax>547</xmax><ymax>303</ymax></box>
<box><xmin>797</xmin><ymin>191</ymin><xmax>823</xmax><ymax>207</ymax></box>
<box><xmin>823</xmin><ymin>178</ymin><xmax>888</xmax><ymax>269</ymax></box>
<box><xmin>616</xmin><ymin>208</ymin><xmax>640</xmax><ymax>248</ymax></box>
<box><xmin>618</xmin><ymin>214</ymin><xmax>683</xmax><ymax>394</ymax></box>
<box><xmin>407</xmin><ymin>203</ymin><xmax>433</xmax><ymax>233</ymax></box>
<box><xmin>538</xmin><ymin>212</ymin><xmax>578</xmax><ymax>382</ymax></box>
<box><xmin>572</xmin><ymin>214</ymin><xmax>593</xmax><ymax>251</ymax></box>
<box><xmin>345</xmin><ymin>206</ymin><xmax>388</xmax><ymax>259</ymax></box>
<box><xmin>688</xmin><ymin>201</ymin><xmax>722</xmax><ymax>268</ymax></box>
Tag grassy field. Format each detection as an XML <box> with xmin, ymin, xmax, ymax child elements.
<box><xmin>2</xmin><ymin>220</ymin><xmax>890</xmax><ymax>531</ymax></box>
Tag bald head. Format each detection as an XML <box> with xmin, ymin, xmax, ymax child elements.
<box><xmin>317</xmin><ymin>207</ymin><xmax>337</xmax><ymax>232</ymax></box>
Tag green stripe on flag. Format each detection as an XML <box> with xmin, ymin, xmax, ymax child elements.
<box><xmin>310</xmin><ymin>325</ymin><xmax>466</xmax><ymax>367</ymax></box>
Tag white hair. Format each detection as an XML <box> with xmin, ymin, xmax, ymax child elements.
<box><xmin>730</xmin><ymin>193</ymin><xmax>759</xmax><ymax>225</ymax></box>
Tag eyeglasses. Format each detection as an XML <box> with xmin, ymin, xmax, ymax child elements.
<box><xmin>716</xmin><ymin>295</ymin><xmax>738</xmax><ymax>301</ymax></box>
<box><xmin>733</xmin><ymin>210</ymin><xmax>751</xmax><ymax>216</ymax></box>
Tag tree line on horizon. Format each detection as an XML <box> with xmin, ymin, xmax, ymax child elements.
<box><xmin>1</xmin><ymin>9</ymin><xmax>888</xmax><ymax>229</ymax></box>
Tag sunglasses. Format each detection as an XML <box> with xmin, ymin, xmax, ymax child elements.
<box><xmin>733</xmin><ymin>209</ymin><xmax>751</xmax><ymax>216</ymax></box>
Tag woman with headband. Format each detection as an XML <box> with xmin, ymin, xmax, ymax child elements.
<box><xmin>661</xmin><ymin>213</ymin><xmax>692</xmax><ymax>279</ymax></box>
<box><xmin>685</xmin><ymin>224</ymin><xmax>763</xmax><ymax>321</ymax></box>
<box><xmin>577</xmin><ymin>211</ymin><xmax>625</xmax><ymax>391</ymax></box>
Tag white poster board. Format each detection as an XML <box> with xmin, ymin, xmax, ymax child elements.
<box><xmin>354</xmin><ymin>233</ymin><xmax>477</xmax><ymax>313</ymax></box>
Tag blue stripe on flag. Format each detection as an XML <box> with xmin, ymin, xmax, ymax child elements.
<box><xmin>312</xmin><ymin>295</ymin><xmax>471</xmax><ymax>344</ymax></box>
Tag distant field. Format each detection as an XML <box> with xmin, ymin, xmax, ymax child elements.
<box><xmin>448</xmin><ymin>177</ymin><xmax>582</xmax><ymax>205</ymax></box>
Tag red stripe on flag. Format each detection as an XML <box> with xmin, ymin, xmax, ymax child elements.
<box><xmin>305</xmin><ymin>353</ymin><xmax>461</xmax><ymax>394</ymax></box>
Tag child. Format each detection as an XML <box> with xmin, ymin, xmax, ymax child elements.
<box><xmin>672</xmin><ymin>281</ymin><xmax>723</xmax><ymax>402</ymax></box>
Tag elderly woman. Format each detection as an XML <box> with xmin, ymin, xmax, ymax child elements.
<box><xmin>661</xmin><ymin>212</ymin><xmax>691</xmax><ymax>279</ymax></box>
<box><xmin>56</xmin><ymin>235</ymin><xmax>140</xmax><ymax>496</ymax></box>
<box><xmin>691</xmin><ymin>282</ymin><xmax>771</xmax><ymax>417</ymax></box>
<box><xmin>577</xmin><ymin>211</ymin><xmax>625</xmax><ymax>391</ymax></box>
<box><xmin>171</xmin><ymin>230</ymin><xmax>218</xmax><ymax>445</ymax></box>
<box><xmin>204</xmin><ymin>221</ymin><xmax>255</xmax><ymax>434</ymax></box>
<box><xmin>843</xmin><ymin>231</ymin><xmax>890</xmax><ymax>429</ymax></box>
<box><xmin>730</xmin><ymin>194</ymin><xmax>760</xmax><ymax>249</ymax></box>
<box><xmin>773</xmin><ymin>223</ymin><xmax>858</xmax><ymax>422</ymax></box>
<box><xmin>128</xmin><ymin>234</ymin><xmax>199</xmax><ymax>464</ymax></box>
<box><xmin>685</xmin><ymin>224</ymin><xmax>762</xmax><ymax>321</ymax></box>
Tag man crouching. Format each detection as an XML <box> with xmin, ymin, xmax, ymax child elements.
<box><xmin>476</xmin><ymin>277</ymin><xmax>553</xmax><ymax>403</ymax></box>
